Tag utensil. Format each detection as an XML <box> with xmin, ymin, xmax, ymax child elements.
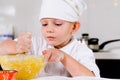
<box><xmin>88</xmin><ymin>38</ymin><xmax>120</xmax><ymax>52</ymax></box>
<box><xmin>0</xmin><ymin>70</ymin><xmax>17</xmax><ymax>80</ymax></box>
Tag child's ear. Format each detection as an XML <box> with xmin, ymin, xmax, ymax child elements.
<box><xmin>71</xmin><ymin>21</ymin><xmax>80</xmax><ymax>34</ymax></box>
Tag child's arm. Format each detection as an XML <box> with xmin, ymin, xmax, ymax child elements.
<box><xmin>61</xmin><ymin>52</ymin><xmax>95</xmax><ymax>77</ymax></box>
<box><xmin>42</xmin><ymin>48</ymin><xmax>95</xmax><ymax>77</ymax></box>
<box><xmin>0</xmin><ymin>39</ymin><xmax>17</xmax><ymax>54</ymax></box>
<box><xmin>0</xmin><ymin>33</ymin><xmax>32</xmax><ymax>54</ymax></box>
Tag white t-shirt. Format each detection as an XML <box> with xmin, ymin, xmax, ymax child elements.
<box><xmin>30</xmin><ymin>36</ymin><xmax>100</xmax><ymax>77</ymax></box>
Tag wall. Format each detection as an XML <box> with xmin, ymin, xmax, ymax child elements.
<box><xmin>79</xmin><ymin>0</ymin><xmax>120</xmax><ymax>50</ymax></box>
<box><xmin>0</xmin><ymin>0</ymin><xmax>120</xmax><ymax>50</ymax></box>
<box><xmin>76</xmin><ymin>0</ymin><xmax>120</xmax><ymax>37</ymax></box>
<box><xmin>0</xmin><ymin>0</ymin><xmax>42</xmax><ymax>37</ymax></box>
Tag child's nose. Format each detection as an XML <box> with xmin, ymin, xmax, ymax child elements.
<box><xmin>47</xmin><ymin>26</ymin><xmax>54</xmax><ymax>33</ymax></box>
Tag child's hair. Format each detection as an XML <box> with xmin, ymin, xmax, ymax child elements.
<box><xmin>39</xmin><ymin>0</ymin><xmax>87</xmax><ymax>22</ymax></box>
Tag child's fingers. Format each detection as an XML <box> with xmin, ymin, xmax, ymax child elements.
<box><xmin>16</xmin><ymin>43</ymin><xmax>31</xmax><ymax>53</ymax></box>
<box><xmin>16</xmin><ymin>33</ymin><xmax>32</xmax><ymax>53</ymax></box>
<box><xmin>42</xmin><ymin>49</ymin><xmax>64</xmax><ymax>62</ymax></box>
<box><xmin>49</xmin><ymin>49</ymin><xmax>64</xmax><ymax>62</ymax></box>
<box><xmin>42</xmin><ymin>50</ymin><xmax>47</xmax><ymax>55</ymax></box>
<box><xmin>42</xmin><ymin>50</ymin><xmax>52</xmax><ymax>62</ymax></box>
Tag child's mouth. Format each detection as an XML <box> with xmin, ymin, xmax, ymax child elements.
<box><xmin>47</xmin><ymin>36</ymin><xmax>55</xmax><ymax>41</ymax></box>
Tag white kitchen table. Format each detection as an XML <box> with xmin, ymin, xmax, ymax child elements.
<box><xmin>94</xmin><ymin>51</ymin><xmax>120</xmax><ymax>59</ymax></box>
<box><xmin>33</xmin><ymin>76</ymin><xmax>117</xmax><ymax>80</ymax></box>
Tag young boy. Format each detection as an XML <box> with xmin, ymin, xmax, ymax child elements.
<box><xmin>0</xmin><ymin>0</ymin><xmax>100</xmax><ymax>77</ymax></box>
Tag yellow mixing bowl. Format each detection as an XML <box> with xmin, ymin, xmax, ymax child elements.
<box><xmin>0</xmin><ymin>54</ymin><xmax>46</xmax><ymax>80</ymax></box>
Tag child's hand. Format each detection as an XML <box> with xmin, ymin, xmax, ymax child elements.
<box><xmin>42</xmin><ymin>48</ymin><xmax>64</xmax><ymax>62</ymax></box>
<box><xmin>16</xmin><ymin>33</ymin><xmax>32</xmax><ymax>53</ymax></box>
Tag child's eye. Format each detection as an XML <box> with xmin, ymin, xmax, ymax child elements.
<box><xmin>42</xmin><ymin>23</ymin><xmax>48</xmax><ymax>26</ymax></box>
<box><xmin>55</xmin><ymin>23</ymin><xmax>62</xmax><ymax>26</ymax></box>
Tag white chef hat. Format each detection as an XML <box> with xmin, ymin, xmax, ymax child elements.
<box><xmin>39</xmin><ymin>0</ymin><xmax>87</xmax><ymax>22</ymax></box>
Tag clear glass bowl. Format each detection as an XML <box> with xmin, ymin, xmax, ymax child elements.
<box><xmin>0</xmin><ymin>54</ymin><xmax>46</xmax><ymax>80</ymax></box>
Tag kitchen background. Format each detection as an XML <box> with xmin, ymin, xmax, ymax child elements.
<box><xmin>0</xmin><ymin>0</ymin><xmax>120</xmax><ymax>50</ymax></box>
<box><xmin>0</xmin><ymin>0</ymin><xmax>120</xmax><ymax>78</ymax></box>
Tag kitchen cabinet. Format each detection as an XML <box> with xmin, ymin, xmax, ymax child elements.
<box><xmin>94</xmin><ymin>52</ymin><xmax>120</xmax><ymax>79</ymax></box>
<box><xmin>96</xmin><ymin>59</ymin><xmax>120</xmax><ymax>79</ymax></box>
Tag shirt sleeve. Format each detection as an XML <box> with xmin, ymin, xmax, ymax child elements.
<box><xmin>77</xmin><ymin>45</ymin><xmax>100</xmax><ymax>77</ymax></box>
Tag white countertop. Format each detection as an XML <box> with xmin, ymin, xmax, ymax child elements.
<box><xmin>33</xmin><ymin>76</ymin><xmax>114</xmax><ymax>80</ymax></box>
<box><xmin>94</xmin><ymin>51</ymin><xmax>120</xmax><ymax>59</ymax></box>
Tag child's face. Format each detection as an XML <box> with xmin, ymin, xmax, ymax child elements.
<box><xmin>40</xmin><ymin>18</ymin><xmax>79</xmax><ymax>48</ymax></box>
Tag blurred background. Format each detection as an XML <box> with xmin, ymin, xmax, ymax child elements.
<box><xmin>0</xmin><ymin>0</ymin><xmax>120</xmax><ymax>49</ymax></box>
